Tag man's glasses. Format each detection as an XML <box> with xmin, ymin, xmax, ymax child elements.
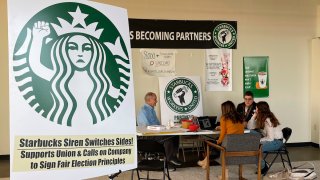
<box><xmin>244</xmin><ymin>98</ymin><xmax>253</xmax><ymax>101</ymax></box>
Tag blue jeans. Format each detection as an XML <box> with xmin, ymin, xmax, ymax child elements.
<box><xmin>260</xmin><ymin>139</ymin><xmax>283</xmax><ymax>169</ymax></box>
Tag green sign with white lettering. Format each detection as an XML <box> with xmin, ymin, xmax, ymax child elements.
<box><xmin>243</xmin><ymin>57</ymin><xmax>269</xmax><ymax>98</ymax></box>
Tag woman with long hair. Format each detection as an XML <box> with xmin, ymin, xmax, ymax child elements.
<box><xmin>198</xmin><ymin>101</ymin><xmax>244</xmax><ymax>169</ymax></box>
<box><xmin>253</xmin><ymin>101</ymin><xmax>283</xmax><ymax>174</ymax></box>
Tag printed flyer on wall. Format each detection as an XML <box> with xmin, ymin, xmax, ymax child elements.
<box><xmin>243</xmin><ymin>56</ymin><xmax>269</xmax><ymax>98</ymax></box>
<box><xmin>140</xmin><ymin>49</ymin><xmax>176</xmax><ymax>76</ymax></box>
<box><xmin>205</xmin><ymin>49</ymin><xmax>232</xmax><ymax>91</ymax></box>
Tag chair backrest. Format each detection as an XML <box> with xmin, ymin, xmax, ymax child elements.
<box><xmin>220</xmin><ymin>133</ymin><xmax>261</xmax><ymax>165</ymax></box>
<box><xmin>136</xmin><ymin>139</ymin><xmax>171</xmax><ymax>179</ymax></box>
<box><xmin>137</xmin><ymin>139</ymin><xmax>165</xmax><ymax>154</ymax></box>
<box><xmin>282</xmin><ymin>127</ymin><xmax>292</xmax><ymax>143</ymax></box>
<box><xmin>222</xmin><ymin>133</ymin><xmax>261</xmax><ymax>151</ymax></box>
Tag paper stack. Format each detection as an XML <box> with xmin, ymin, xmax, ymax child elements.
<box><xmin>147</xmin><ymin>125</ymin><xmax>166</xmax><ymax>131</ymax></box>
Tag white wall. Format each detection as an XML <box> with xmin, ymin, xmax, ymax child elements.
<box><xmin>314</xmin><ymin>5</ymin><xmax>320</xmax><ymax>147</ymax></box>
<box><xmin>1</xmin><ymin>0</ymin><xmax>319</xmax><ymax>155</ymax></box>
<box><xmin>100</xmin><ymin>0</ymin><xmax>317</xmax><ymax>144</ymax></box>
<box><xmin>311</xmin><ymin>39</ymin><xmax>320</xmax><ymax>145</ymax></box>
<box><xmin>0</xmin><ymin>0</ymin><xmax>9</xmax><ymax>155</ymax></box>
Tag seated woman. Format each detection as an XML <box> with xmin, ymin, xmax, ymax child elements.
<box><xmin>253</xmin><ymin>101</ymin><xmax>283</xmax><ymax>174</ymax></box>
<box><xmin>198</xmin><ymin>100</ymin><xmax>244</xmax><ymax>169</ymax></box>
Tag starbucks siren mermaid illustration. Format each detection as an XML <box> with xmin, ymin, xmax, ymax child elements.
<box><xmin>14</xmin><ymin>6</ymin><xmax>131</xmax><ymax>127</ymax></box>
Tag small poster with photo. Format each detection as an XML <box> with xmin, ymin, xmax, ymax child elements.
<box><xmin>205</xmin><ymin>49</ymin><xmax>232</xmax><ymax>91</ymax></box>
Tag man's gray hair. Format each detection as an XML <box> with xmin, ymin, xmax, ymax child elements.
<box><xmin>144</xmin><ymin>92</ymin><xmax>156</xmax><ymax>102</ymax></box>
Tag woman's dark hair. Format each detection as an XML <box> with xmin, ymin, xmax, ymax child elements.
<box><xmin>256</xmin><ymin>101</ymin><xmax>280</xmax><ymax>128</ymax></box>
<box><xmin>221</xmin><ymin>101</ymin><xmax>244</xmax><ymax>124</ymax></box>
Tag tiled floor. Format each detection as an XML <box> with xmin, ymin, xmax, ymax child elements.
<box><xmin>100</xmin><ymin>160</ymin><xmax>320</xmax><ymax>180</ymax></box>
<box><xmin>1</xmin><ymin>146</ymin><xmax>319</xmax><ymax>179</ymax></box>
<box><xmin>178</xmin><ymin>145</ymin><xmax>320</xmax><ymax>168</ymax></box>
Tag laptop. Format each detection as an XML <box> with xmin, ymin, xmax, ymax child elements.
<box><xmin>196</xmin><ymin>116</ymin><xmax>218</xmax><ymax>130</ymax></box>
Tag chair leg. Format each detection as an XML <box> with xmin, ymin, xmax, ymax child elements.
<box><xmin>182</xmin><ymin>147</ymin><xmax>186</xmax><ymax>162</ymax></box>
<box><xmin>263</xmin><ymin>153</ymin><xmax>269</xmax><ymax>161</ymax></box>
<box><xmin>131</xmin><ymin>169</ymin><xmax>134</xmax><ymax>180</ymax></box>
<box><xmin>206</xmin><ymin>144</ymin><xmax>210</xmax><ymax>180</ymax></box>
<box><xmin>202</xmin><ymin>141</ymin><xmax>206</xmax><ymax>154</ymax></box>
<box><xmin>257</xmin><ymin>166</ymin><xmax>261</xmax><ymax>180</ymax></box>
<box><xmin>163</xmin><ymin>167</ymin><xmax>165</xmax><ymax>180</ymax></box>
<box><xmin>196</xmin><ymin>141</ymin><xmax>200</xmax><ymax>157</ymax></box>
<box><xmin>285</xmin><ymin>152</ymin><xmax>292</xmax><ymax>169</ymax></box>
<box><xmin>181</xmin><ymin>142</ymin><xmax>186</xmax><ymax>162</ymax></box>
<box><xmin>280</xmin><ymin>154</ymin><xmax>286</xmax><ymax>168</ymax></box>
<box><xmin>136</xmin><ymin>169</ymin><xmax>140</xmax><ymax>180</ymax></box>
<box><xmin>264</xmin><ymin>153</ymin><xmax>279</xmax><ymax>176</ymax></box>
<box><xmin>258</xmin><ymin>147</ymin><xmax>262</xmax><ymax>180</ymax></box>
<box><xmin>165</xmin><ymin>162</ymin><xmax>171</xmax><ymax>180</ymax></box>
<box><xmin>239</xmin><ymin>164</ymin><xmax>243</xmax><ymax>179</ymax></box>
<box><xmin>221</xmin><ymin>152</ymin><xmax>226</xmax><ymax>180</ymax></box>
<box><xmin>257</xmin><ymin>167</ymin><xmax>261</xmax><ymax>180</ymax></box>
<box><xmin>192</xmin><ymin>141</ymin><xmax>195</xmax><ymax>153</ymax></box>
<box><xmin>163</xmin><ymin>160</ymin><xmax>172</xmax><ymax>180</ymax></box>
<box><xmin>222</xmin><ymin>164</ymin><xmax>226</xmax><ymax>180</ymax></box>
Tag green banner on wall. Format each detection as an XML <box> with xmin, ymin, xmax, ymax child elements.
<box><xmin>243</xmin><ymin>56</ymin><xmax>269</xmax><ymax>98</ymax></box>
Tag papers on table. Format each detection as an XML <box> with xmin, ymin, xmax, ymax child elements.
<box><xmin>136</xmin><ymin>126</ymin><xmax>250</xmax><ymax>136</ymax></box>
<box><xmin>147</xmin><ymin>125</ymin><xmax>166</xmax><ymax>131</ymax></box>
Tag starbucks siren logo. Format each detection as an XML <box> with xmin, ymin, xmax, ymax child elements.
<box><xmin>164</xmin><ymin>77</ymin><xmax>199</xmax><ymax>114</ymax></box>
<box><xmin>12</xmin><ymin>3</ymin><xmax>131</xmax><ymax>127</ymax></box>
<box><xmin>213</xmin><ymin>23</ymin><xmax>237</xmax><ymax>48</ymax></box>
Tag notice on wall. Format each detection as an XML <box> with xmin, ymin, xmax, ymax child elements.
<box><xmin>140</xmin><ymin>49</ymin><xmax>176</xmax><ymax>76</ymax></box>
<box><xmin>243</xmin><ymin>57</ymin><xmax>269</xmax><ymax>98</ymax></box>
<box><xmin>159</xmin><ymin>76</ymin><xmax>203</xmax><ymax>125</ymax></box>
<box><xmin>8</xmin><ymin>0</ymin><xmax>136</xmax><ymax>179</ymax></box>
<box><xmin>205</xmin><ymin>49</ymin><xmax>232</xmax><ymax>91</ymax></box>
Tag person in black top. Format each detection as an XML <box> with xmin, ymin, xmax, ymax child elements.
<box><xmin>237</xmin><ymin>91</ymin><xmax>256</xmax><ymax>128</ymax></box>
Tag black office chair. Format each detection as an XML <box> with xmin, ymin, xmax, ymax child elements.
<box><xmin>263</xmin><ymin>127</ymin><xmax>293</xmax><ymax>175</ymax></box>
<box><xmin>133</xmin><ymin>139</ymin><xmax>171</xmax><ymax>180</ymax></box>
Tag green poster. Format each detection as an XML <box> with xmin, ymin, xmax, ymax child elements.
<box><xmin>243</xmin><ymin>56</ymin><xmax>269</xmax><ymax>98</ymax></box>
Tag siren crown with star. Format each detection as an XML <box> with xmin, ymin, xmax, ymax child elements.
<box><xmin>51</xmin><ymin>6</ymin><xmax>103</xmax><ymax>39</ymax></box>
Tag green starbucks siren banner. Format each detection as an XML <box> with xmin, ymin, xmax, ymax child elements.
<box><xmin>8</xmin><ymin>0</ymin><xmax>136</xmax><ymax>179</ymax></box>
<box><xmin>159</xmin><ymin>76</ymin><xmax>203</xmax><ymax>125</ymax></box>
<box><xmin>243</xmin><ymin>57</ymin><xmax>269</xmax><ymax>98</ymax></box>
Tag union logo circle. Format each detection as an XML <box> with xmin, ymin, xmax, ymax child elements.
<box><xmin>164</xmin><ymin>77</ymin><xmax>200</xmax><ymax>114</ymax></box>
<box><xmin>213</xmin><ymin>23</ymin><xmax>237</xmax><ymax>48</ymax></box>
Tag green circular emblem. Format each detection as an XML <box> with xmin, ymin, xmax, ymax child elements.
<box><xmin>213</xmin><ymin>23</ymin><xmax>237</xmax><ymax>48</ymax></box>
<box><xmin>164</xmin><ymin>77</ymin><xmax>200</xmax><ymax>114</ymax></box>
<box><xmin>12</xmin><ymin>2</ymin><xmax>131</xmax><ymax>127</ymax></box>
